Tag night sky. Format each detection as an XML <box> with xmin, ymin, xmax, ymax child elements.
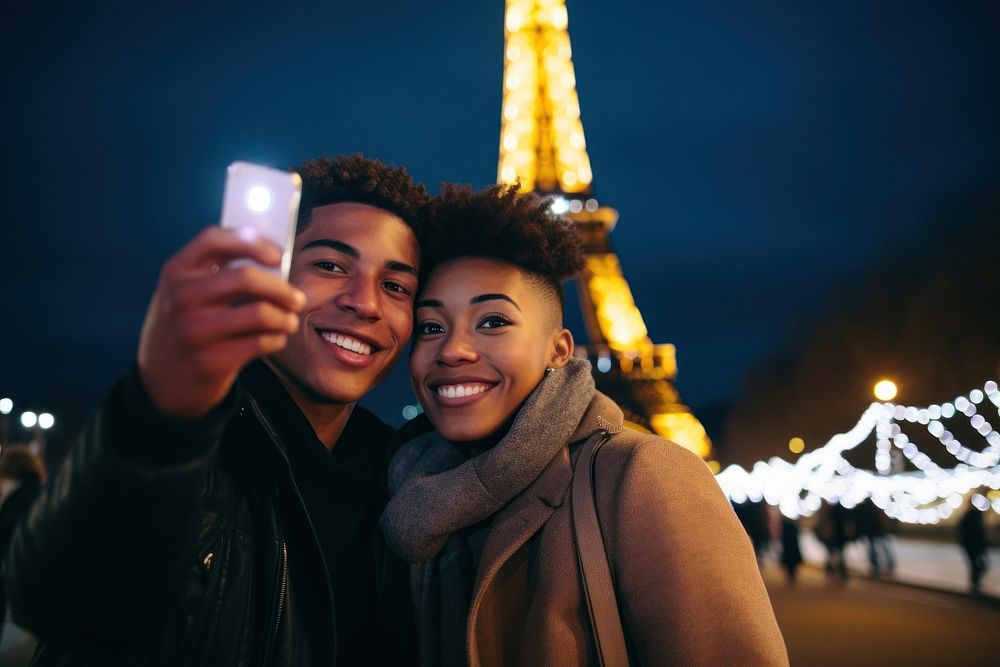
<box><xmin>3</xmin><ymin>1</ymin><xmax>998</xmax><ymax>445</ymax></box>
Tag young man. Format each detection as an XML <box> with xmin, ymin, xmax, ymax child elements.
<box><xmin>5</xmin><ymin>155</ymin><xmax>425</xmax><ymax>666</ymax></box>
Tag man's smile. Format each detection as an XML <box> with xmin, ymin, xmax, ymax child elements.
<box><xmin>320</xmin><ymin>330</ymin><xmax>375</xmax><ymax>356</ymax></box>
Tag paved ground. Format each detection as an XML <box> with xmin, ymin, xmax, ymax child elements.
<box><xmin>765</xmin><ymin>563</ymin><xmax>999</xmax><ymax>666</ymax></box>
<box><xmin>797</xmin><ymin>531</ymin><xmax>1000</xmax><ymax>599</ymax></box>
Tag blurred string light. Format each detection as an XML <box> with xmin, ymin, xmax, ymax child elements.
<box><xmin>715</xmin><ymin>380</ymin><xmax>1000</xmax><ymax>524</ymax></box>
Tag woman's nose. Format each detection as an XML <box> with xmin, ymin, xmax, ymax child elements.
<box><xmin>437</xmin><ymin>330</ymin><xmax>478</xmax><ymax>365</ymax></box>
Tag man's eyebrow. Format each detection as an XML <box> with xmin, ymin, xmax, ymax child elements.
<box><xmin>471</xmin><ymin>293</ymin><xmax>521</xmax><ymax>312</ymax></box>
<box><xmin>302</xmin><ymin>240</ymin><xmax>417</xmax><ymax>276</ymax></box>
<box><xmin>302</xmin><ymin>239</ymin><xmax>358</xmax><ymax>258</ymax></box>
<box><xmin>415</xmin><ymin>299</ymin><xmax>443</xmax><ymax>309</ymax></box>
<box><xmin>386</xmin><ymin>260</ymin><xmax>418</xmax><ymax>277</ymax></box>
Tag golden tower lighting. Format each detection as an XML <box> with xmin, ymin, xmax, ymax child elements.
<box><xmin>497</xmin><ymin>0</ymin><xmax>712</xmax><ymax>459</ymax></box>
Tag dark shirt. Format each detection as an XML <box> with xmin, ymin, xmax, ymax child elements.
<box><xmin>241</xmin><ymin>363</ymin><xmax>391</xmax><ymax>666</ymax></box>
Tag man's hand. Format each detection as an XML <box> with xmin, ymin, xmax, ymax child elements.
<box><xmin>137</xmin><ymin>227</ymin><xmax>306</xmax><ymax>419</ymax></box>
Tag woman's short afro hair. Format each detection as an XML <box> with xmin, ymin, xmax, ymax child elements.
<box><xmin>295</xmin><ymin>153</ymin><xmax>428</xmax><ymax>231</ymax></box>
<box><xmin>419</xmin><ymin>183</ymin><xmax>585</xmax><ymax>310</ymax></box>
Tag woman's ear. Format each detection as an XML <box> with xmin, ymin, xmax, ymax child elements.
<box><xmin>549</xmin><ymin>328</ymin><xmax>575</xmax><ymax>368</ymax></box>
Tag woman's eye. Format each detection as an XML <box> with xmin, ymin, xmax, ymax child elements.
<box><xmin>479</xmin><ymin>314</ymin><xmax>512</xmax><ymax>329</ymax></box>
<box><xmin>417</xmin><ymin>321</ymin><xmax>445</xmax><ymax>336</ymax></box>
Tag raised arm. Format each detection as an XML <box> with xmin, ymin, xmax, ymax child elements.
<box><xmin>5</xmin><ymin>227</ymin><xmax>304</xmax><ymax>646</ymax></box>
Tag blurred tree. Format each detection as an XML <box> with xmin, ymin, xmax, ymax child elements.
<box><xmin>722</xmin><ymin>187</ymin><xmax>1000</xmax><ymax>467</ymax></box>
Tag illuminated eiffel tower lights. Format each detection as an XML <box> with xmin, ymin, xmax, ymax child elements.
<box><xmin>496</xmin><ymin>0</ymin><xmax>713</xmax><ymax>459</ymax></box>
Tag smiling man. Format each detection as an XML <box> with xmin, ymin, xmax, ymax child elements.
<box><xmin>5</xmin><ymin>155</ymin><xmax>425</xmax><ymax>666</ymax></box>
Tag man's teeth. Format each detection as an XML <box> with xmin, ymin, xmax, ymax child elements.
<box><xmin>322</xmin><ymin>332</ymin><xmax>372</xmax><ymax>355</ymax></box>
<box><xmin>437</xmin><ymin>383</ymin><xmax>491</xmax><ymax>399</ymax></box>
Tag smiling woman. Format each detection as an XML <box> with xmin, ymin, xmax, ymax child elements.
<box><xmin>380</xmin><ymin>183</ymin><xmax>789</xmax><ymax>666</ymax></box>
<box><xmin>410</xmin><ymin>256</ymin><xmax>573</xmax><ymax>443</ymax></box>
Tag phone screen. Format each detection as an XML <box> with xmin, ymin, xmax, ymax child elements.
<box><xmin>219</xmin><ymin>161</ymin><xmax>302</xmax><ymax>279</ymax></box>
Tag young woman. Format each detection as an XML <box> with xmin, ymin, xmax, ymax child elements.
<box><xmin>381</xmin><ymin>184</ymin><xmax>788</xmax><ymax>666</ymax></box>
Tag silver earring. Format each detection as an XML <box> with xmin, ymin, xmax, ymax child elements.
<box><xmin>545</xmin><ymin>367</ymin><xmax>555</xmax><ymax>376</ymax></box>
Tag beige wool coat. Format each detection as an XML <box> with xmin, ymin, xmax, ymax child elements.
<box><xmin>460</xmin><ymin>392</ymin><xmax>789</xmax><ymax>666</ymax></box>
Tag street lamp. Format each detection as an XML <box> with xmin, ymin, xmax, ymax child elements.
<box><xmin>21</xmin><ymin>411</ymin><xmax>38</xmax><ymax>428</ymax></box>
<box><xmin>873</xmin><ymin>379</ymin><xmax>898</xmax><ymax>402</ymax></box>
<box><xmin>0</xmin><ymin>398</ymin><xmax>12</xmax><ymax>415</ymax></box>
<box><xmin>38</xmin><ymin>413</ymin><xmax>55</xmax><ymax>430</ymax></box>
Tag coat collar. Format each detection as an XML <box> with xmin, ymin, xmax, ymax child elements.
<box><xmin>466</xmin><ymin>391</ymin><xmax>624</xmax><ymax>642</ymax></box>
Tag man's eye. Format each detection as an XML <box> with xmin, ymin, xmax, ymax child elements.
<box><xmin>417</xmin><ymin>322</ymin><xmax>445</xmax><ymax>336</ymax></box>
<box><xmin>314</xmin><ymin>261</ymin><xmax>346</xmax><ymax>273</ymax></box>
<box><xmin>383</xmin><ymin>280</ymin><xmax>412</xmax><ymax>296</ymax></box>
<box><xmin>479</xmin><ymin>314</ymin><xmax>512</xmax><ymax>329</ymax></box>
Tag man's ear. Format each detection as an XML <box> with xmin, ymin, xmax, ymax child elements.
<box><xmin>549</xmin><ymin>328</ymin><xmax>574</xmax><ymax>368</ymax></box>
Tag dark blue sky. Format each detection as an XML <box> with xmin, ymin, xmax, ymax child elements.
<box><xmin>2</xmin><ymin>1</ymin><xmax>998</xmax><ymax>432</ymax></box>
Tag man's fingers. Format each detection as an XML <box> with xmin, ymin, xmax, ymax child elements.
<box><xmin>178</xmin><ymin>301</ymin><xmax>300</xmax><ymax>348</ymax></box>
<box><xmin>193</xmin><ymin>333</ymin><xmax>295</xmax><ymax>381</ymax></box>
<box><xmin>168</xmin><ymin>226</ymin><xmax>284</xmax><ymax>273</ymax></box>
<box><xmin>170</xmin><ymin>264</ymin><xmax>306</xmax><ymax>313</ymax></box>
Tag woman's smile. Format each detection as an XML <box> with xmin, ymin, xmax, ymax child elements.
<box><xmin>410</xmin><ymin>257</ymin><xmax>571</xmax><ymax>442</ymax></box>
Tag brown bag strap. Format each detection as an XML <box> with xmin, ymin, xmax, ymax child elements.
<box><xmin>571</xmin><ymin>430</ymin><xmax>630</xmax><ymax>667</ymax></box>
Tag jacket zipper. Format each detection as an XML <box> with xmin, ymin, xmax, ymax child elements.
<box><xmin>268</xmin><ymin>540</ymin><xmax>288</xmax><ymax>653</ymax></box>
<box><xmin>248</xmin><ymin>396</ymin><xmax>337</xmax><ymax>661</ymax></box>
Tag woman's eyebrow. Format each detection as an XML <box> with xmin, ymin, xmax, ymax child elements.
<box><xmin>415</xmin><ymin>298</ymin><xmax>443</xmax><ymax>309</ymax></box>
<box><xmin>471</xmin><ymin>293</ymin><xmax>521</xmax><ymax>312</ymax></box>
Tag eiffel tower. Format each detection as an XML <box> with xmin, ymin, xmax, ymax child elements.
<box><xmin>496</xmin><ymin>0</ymin><xmax>713</xmax><ymax>460</ymax></box>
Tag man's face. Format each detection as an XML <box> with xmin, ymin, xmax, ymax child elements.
<box><xmin>268</xmin><ymin>202</ymin><xmax>419</xmax><ymax>407</ymax></box>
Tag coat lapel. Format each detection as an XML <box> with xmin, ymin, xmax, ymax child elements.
<box><xmin>468</xmin><ymin>392</ymin><xmax>624</xmax><ymax>614</ymax></box>
<box><xmin>464</xmin><ymin>392</ymin><xmax>625</xmax><ymax>661</ymax></box>
<box><xmin>466</xmin><ymin>447</ymin><xmax>573</xmax><ymax>635</ymax></box>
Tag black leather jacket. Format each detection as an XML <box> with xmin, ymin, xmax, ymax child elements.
<box><xmin>5</xmin><ymin>363</ymin><xmax>413</xmax><ymax>666</ymax></box>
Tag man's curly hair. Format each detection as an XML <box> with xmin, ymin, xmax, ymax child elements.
<box><xmin>419</xmin><ymin>183</ymin><xmax>584</xmax><ymax>318</ymax></box>
<box><xmin>294</xmin><ymin>154</ymin><xmax>428</xmax><ymax>232</ymax></box>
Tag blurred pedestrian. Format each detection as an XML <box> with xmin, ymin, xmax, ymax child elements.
<box><xmin>855</xmin><ymin>498</ymin><xmax>896</xmax><ymax>576</ymax></box>
<box><xmin>735</xmin><ymin>499</ymin><xmax>771</xmax><ymax>562</ymax></box>
<box><xmin>0</xmin><ymin>446</ymin><xmax>47</xmax><ymax>638</ymax></box>
<box><xmin>816</xmin><ymin>502</ymin><xmax>854</xmax><ymax>581</ymax></box>
<box><xmin>780</xmin><ymin>516</ymin><xmax>803</xmax><ymax>585</ymax></box>
<box><xmin>958</xmin><ymin>501</ymin><xmax>989</xmax><ymax>594</ymax></box>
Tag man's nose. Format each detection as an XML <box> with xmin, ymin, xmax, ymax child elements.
<box><xmin>334</xmin><ymin>277</ymin><xmax>380</xmax><ymax>321</ymax></box>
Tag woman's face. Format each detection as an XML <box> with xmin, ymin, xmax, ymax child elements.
<box><xmin>410</xmin><ymin>257</ymin><xmax>573</xmax><ymax>442</ymax></box>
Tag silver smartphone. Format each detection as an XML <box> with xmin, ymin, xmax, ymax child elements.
<box><xmin>219</xmin><ymin>161</ymin><xmax>302</xmax><ymax>279</ymax></box>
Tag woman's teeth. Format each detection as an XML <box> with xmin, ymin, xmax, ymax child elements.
<box><xmin>437</xmin><ymin>383</ymin><xmax>491</xmax><ymax>399</ymax></box>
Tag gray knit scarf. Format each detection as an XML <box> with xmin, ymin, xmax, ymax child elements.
<box><xmin>381</xmin><ymin>358</ymin><xmax>595</xmax><ymax>563</ymax></box>
<box><xmin>380</xmin><ymin>360</ymin><xmax>595</xmax><ymax>666</ymax></box>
